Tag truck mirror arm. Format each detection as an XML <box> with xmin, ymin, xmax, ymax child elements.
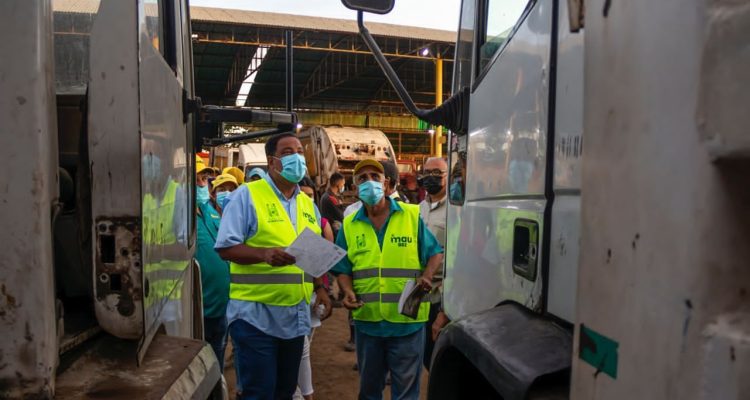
<box><xmin>202</xmin><ymin>125</ymin><xmax>295</xmax><ymax>147</ymax></box>
<box><xmin>195</xmin><ymin>105</ymin><xmax>298</xmax><ymax>147</ymax></box>
<box><xmin>357</xmin><ymin>11</ymin><xmax>469</xmax><ymax>135</ymax></box>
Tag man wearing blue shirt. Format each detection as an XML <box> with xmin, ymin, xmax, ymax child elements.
<box><xmin>215</xmin><ymin>133</ymin><xmax>332</xmax><ymax>400</ymax></box>
<box><xmin>334</xmin><ymin>159</ymin><xmax>443</xmax><ymax>400</ymax></box>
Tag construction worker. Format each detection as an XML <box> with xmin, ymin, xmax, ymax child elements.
<box><xmin>195</xmin><ymin>166</ymin><xmax>235</xmax><ymax>372</ymax></box>
<box><xmin>215</xmin><ymin>133</ymin><xmax>332</xmax><ymax>400</ymax></box>
<box><xmin>223</xmin><ymin>166</ymin><xmax>245</xmax><ymax>185</ymax></box>
<box><xmin>247</xmin><ymin>167</ymin><xmax>266</xmax><ymax>182</ymax></box>
<box><xmin>211</xmin><ymin>173</ymin><xmax>238</xmax><ymax>211</ymax></box>
<box><xmin>334</xmin><ymin>159</ymin><xmax>444</xmax><ymax>400</ymax></box>
<box><xmin>344</xmin><ymin>160</ymin><xmax>404</xmax><ymax>217</ymax></box>
<box><xmin>418</xmin><ymin>157</ymin><xmax>448</xmax><ymax>370</ymax></box>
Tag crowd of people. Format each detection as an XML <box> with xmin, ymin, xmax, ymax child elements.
<box><xmin>194</xmin><ymin>133</ymin><xmax>450</xmax><ymax>400</ymax></box>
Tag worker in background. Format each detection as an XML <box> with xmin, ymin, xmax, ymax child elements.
<box><xmin>195</xmin><ymin>163</ymin><xmax>233</xmax><ymax>372</ymax></box>
<box><xmin>334</xmin><ymin>159</ymin><xmax>443</xmax><ymax>400</ymax></box>
<box><xmin>344</xmin><ymin>160</ymin><xmax>404</xmax><ymax>217</ymax></box>
<box><xmin>247</xmin><ymin>167</ymin><xmax>266</xmax><ymax>182</ymax></box>
<box><xmin>295</xmin><ymin>177</ymin><xmax>334</xmax><ymax>400</ymax></box>
<box><xmin>417</xmin><ymin>157</ymin><xmax>448</xmax><ymax>370</ymax></box>
<box><xmin>215</xmin><ymin>133</ymin><xmax>332</xmax><ymax>400</ymax></box>
<box><xmin>223</xmin><ymin>166</ymin><xmax>245</xmax><ymax>185</ymax></box>
<box><xmin>320</xmin><ymin>172</ymin><xmax>345</xmax><ymax>235</ymax></box>
<box><xmin>211</xmin><ymin>173</ymin><xmax>238</xmax><ymax>212</ymax></box>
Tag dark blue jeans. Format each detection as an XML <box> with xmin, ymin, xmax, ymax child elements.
<box><xmin>355</xmin><ymin>326</ymin><xmax>426</xmax><ymax>400</ymax></box>
<box><xmin>204</xmin><ymin>315</ymin><xmax>228</xmax><ymax>372</ymax></box>
<box><xmin>230</xmin><ymin>319</ymin><xmax>305</xmax><ymax>400</ymax></box>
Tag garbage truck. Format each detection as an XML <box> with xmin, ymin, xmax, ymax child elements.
<box><xmin>342</xmin><ymin>0</ymin><xmax>750</xmax><ymax>399</ymax></box>
<box><xmin>298</xmin><ymin>125</ymin><xmax>397</xmax><ymax>200</ymax></box>
<box><xmin>0</xmin><ymin>0</ymin><xmax>296</xmax><ymax>397</ymax></box>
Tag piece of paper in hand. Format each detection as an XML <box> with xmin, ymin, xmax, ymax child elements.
<box><xmin>285</xmin><ymin>227</ymin><xmax>347</xmax><ymax>278</ymax></box>
<box><xmin>398</xmin><ymin>280</ymin><xmax>428</xmax><ymax>319</ymax></box>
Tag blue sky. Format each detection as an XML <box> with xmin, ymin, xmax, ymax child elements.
<box><xmin>190</xmin><ymin>0</ymin><xmax>462</xmax><ymax>31</ymax></box>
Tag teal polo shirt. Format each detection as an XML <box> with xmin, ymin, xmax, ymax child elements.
<box><xmin>195</xmin><ymin>201</ymin><xmax>230</xmax><ymax>318</ymax></box>
<box><xmin>332</xmin><ymin>197</ymin><xmax>443</xmax><ymax>337</ymax></box>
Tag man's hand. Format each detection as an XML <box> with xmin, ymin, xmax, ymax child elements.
<box><xmin>341</xmin><ymin>290</ymin><xmax>363</xmax><ymax>310</ymax></box>
<box><xmin>313</xmin><ymin>287</ymin><xmax>333</xmax><ymax>321</ymax></box>
<box><xmin>418</xmin><ymin>271</ymin><xmax>434</xmax><ymax>292</ymax></box>
<box><xmin>432</xmin><ymin>311</ymin><xmax>450</xmax><ymax>341</ymax></box>
<box><xmin>263</xmin><ymin>248</ymin><xmax>296</xmax><ymax>266</ymax></box>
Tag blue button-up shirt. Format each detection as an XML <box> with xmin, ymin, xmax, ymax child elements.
<box><xmin>214</xmin><ymin>175</ymin><xmax>321</xmax><ymax>339</ymax></box>
<box><xmin>332</xmin><ymin>197</ymin><xmax>443</xmax><ymax>337</ymax></box>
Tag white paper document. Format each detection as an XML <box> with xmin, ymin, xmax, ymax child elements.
<box><xmin>286</xmin><ymin>227</ymin><xmax>347</xmax><ymax>278</ymax></box>
<box><xmin>397</xmin><ymin>280</ymin><xmax>417</xmax><ymax>315</ymax></box>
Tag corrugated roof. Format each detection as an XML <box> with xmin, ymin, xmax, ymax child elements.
<box><xmin>190</xmin><ymin>7</ymin><xmax>456</xmax><ymax>43</ymax></box>
<box><xmin>52</xmin><ymin>0</ymin><xmax>456</xmax><ymax>43</ymax></box>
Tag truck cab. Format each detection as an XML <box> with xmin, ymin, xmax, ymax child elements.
<box><xmin>342</xmin><ymin>0</ymin><xmax>582</xmax><ymax>397</ymax></box>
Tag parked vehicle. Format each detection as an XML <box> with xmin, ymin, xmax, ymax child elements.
<box><xmin>0</xmin><ymin>0</ymin><xmax>294</xmax><ymax>397</ymax></box>
<box><xmin>343</xmin><ymin>0</ymin><xmax>750</xmax><ymax>398</ymax></box>
<box><xmin>298</xmin><ymin>125</ymin><xmax>396</xmax><ymax>202</ymax></box>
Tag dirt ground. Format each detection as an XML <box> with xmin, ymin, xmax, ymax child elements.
<box><xmin>223</xmin><ymin>307</ymin><xmax>429</xmax><ymax>399</ymax></box>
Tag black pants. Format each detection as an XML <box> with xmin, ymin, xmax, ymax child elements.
<box><xmin>423</xmin><ymin>302</ymin><xmax>441</xmax><ymax>370</ymax></box>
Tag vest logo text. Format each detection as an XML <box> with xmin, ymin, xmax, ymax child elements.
<box><xmin>390</xmin><ymin>235</ymin><xmax>413</xmax><ymax>247</ymax></box>
<box><xmin>266</xmin><ymin>203</ymin><xmax>284</xmax><ymax>222</ymax></box>
<box><xmin>302</xmin><ymin>211</ymin><xmax>316</xmax><ymax>225</ymax></box>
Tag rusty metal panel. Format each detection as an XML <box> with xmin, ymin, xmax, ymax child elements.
<box><xmin>87</xmin><ymin>0</ymin><xmax>143</xmax><ymax>339</ymax></box>
<box><xmin>93</xmin><ymin>218</ymin><xmax>143</xmax><ymax>337</ymax></box>
<box><xmin>0</xmin><ymin>0</ymin><xmax>59</xmax><ymax>397</ymax></box>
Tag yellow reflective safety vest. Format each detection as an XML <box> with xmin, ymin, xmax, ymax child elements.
<box><xmin>142</xmin><ymin>180</ymin><xmax>184</xmax><ymax>305</ymax></box>
<box><xmin>229</xmin><ymin>179</ymin><xmax>321</xmax><ymax>306</ymax></box>
<box><xmin>343</xmin><ymin>203</ymin><xmax>429</xmax><ymax>323</ymax></box>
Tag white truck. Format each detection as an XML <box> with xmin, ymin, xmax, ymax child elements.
<box><xmin>298</xmin><ymin>125</ymin><xmax>397</xmax><ymax>199</ymax></box>
<box><xmin>0</xmin><ymin>0</ymin><xmax>296</xmax><ymax>397</ymax></box>
<box><xmin>343</xmin><ymin>0</ymin><xmax>750</xmax><ymax>398</ymax></box>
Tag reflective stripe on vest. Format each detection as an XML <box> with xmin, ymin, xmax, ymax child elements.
<box><xmin>343</xmin><ymin>203</ymin><xmax>429</xmax><ymax>323</ymax></box>
<box><xmin>143</xmin><ymin>180</ymin><xmax>179</xmax><ymax>245</ymax></box>
<box><xmin>229</xmin><ymin>179</ymin><xmax>321</xmax><ymax>306</ymax></box>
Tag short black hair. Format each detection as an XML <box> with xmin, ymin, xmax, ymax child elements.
<box><xmin>380</xmin><ymin>160</ymin><xmax>399</xmax><ymax>184</ymax></box>
<box><xmin>265</xmin><ymin>133</ymin><xmax>298</xmax><ymax>156</ymax></box>
<box><xmin>299</xmin><ymin>176</ymin><xmax>315</xmax><ymax>189</ymax></box>
<box><xmin>330</xmin><ymin>172</ymin><xmax>344</xmax><ymax>184</ymax></box>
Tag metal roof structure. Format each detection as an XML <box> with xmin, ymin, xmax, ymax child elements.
<box><xmin>52</xmin><ymin>0</ymin><xmax>456</xmax><ymax>158</ymax></box>
<box><xmin>189</xmin><ymin>6</ymin><xmax>456</xmax><ymax>112</ymax></box>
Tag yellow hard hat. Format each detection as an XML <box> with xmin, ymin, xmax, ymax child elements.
<box><xmin>212</xmin><ymin>173</ymin><xmax>239</xmax><ymax>191</ymax></box>
<box><xmin>196</xmin><ymin>162</ymin><xmax>210</xmax><ymax>174</ymax></box>
<box><xmin>223</xmin><ymin>167</ymin><xmax>245</xmax><ymax>184</ymax></box>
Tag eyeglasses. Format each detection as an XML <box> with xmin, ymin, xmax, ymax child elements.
<box><xmin>354</xmin><ymin>172</ymin><xmax>384</xmax><ymax>184</ymax></box>
<box><xmin>420</xmin><ymin>169</ymin><xmax>447</xmax><ymax>179</ymax></box>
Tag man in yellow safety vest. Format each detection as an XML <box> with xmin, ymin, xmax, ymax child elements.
<box><xmin>215</xmin><ymin>133</ymin><xmax>332</xmax><ymax>400</ymax></box>
<box><xmin>333</xmin><ymin>159</ymin><xmax>444</xmax><ymax>400</ymax></box>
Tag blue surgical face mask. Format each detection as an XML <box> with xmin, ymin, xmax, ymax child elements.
<box><xmin>216</xmin><ymin>191</ymin><xmax>230</xmax><ymax>209</ymax></box>
<box><xmin>275</xmin><ymin>154</ymin><xmax>307</xmax><ymax>183</ymax></box>
<box><xmin>196</xmin><ymin>185</ymin><xmax>210</xmax><ymax>205</ymax></box>
<box><xmin>358</xmin><ymin>180</ymin><xmax>384</xmax><ymax>206</ymax></box>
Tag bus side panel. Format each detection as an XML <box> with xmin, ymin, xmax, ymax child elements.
<box><xmin>547</xmin><ymin>0</ymin><xmax>583</xmax><ymax>322</ymax></box>
<box><xmin>88</xmin><ymin>0</ymin><xmax>144</xmax><ymax>339</ymax></box>
<box><xmin>138</xmin><ymin>0</ymin><xmax>195</xmax><ymax>352</ymax></box>
<box><xmin>573</xmin><ymin>0</ymin><xmax>750</xmax><ymax>398</ymax></box>
<box><xmin>0</xmin><ymin>1</ymin><xmax>59</xmax><ymax>396</ymax></box>
<box><xmin>444</xmin><ymin>0</ymin><xmax>553</xmax><ymax>320</ymax></box>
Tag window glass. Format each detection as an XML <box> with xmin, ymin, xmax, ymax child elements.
<box><xmin>478</xmin><ymin>0</ymin><xmax>529</xmax><ymax>73</ymax></box>
<box><xmin>452</xmin><ymin>0</ymin><xmax>476</xmax><ymax>92</ymax></box>
<box><xmin>448</xmin><ymin>134</ymin><xmax>467</xmax><ymax>205</ymax></box>
<box><xmin>144</xmin><ymin>0</ymin><xmax>164</xmax><ymax>55</ymax></box>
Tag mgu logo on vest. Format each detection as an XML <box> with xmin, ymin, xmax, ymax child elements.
<box><xmin>390</xmin><ymin>235</ymin><xmax>413</xmax><ymax>247</ymax></box>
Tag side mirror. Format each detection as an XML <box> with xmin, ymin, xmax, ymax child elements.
<box><xmin>341</xmin><ymin>0</ymin><xmax>395</xmax><ymax>14</ymax></box>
